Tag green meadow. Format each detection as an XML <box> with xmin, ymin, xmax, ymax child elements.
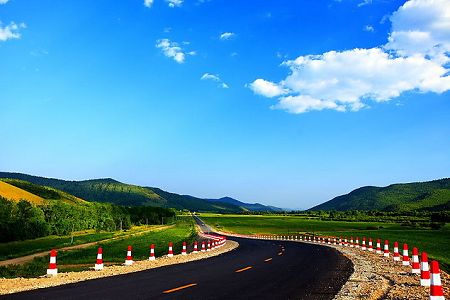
<box><xmin>0</xmin><ymin>217</ymin><xmax>197</xmax><ymax>278</ymax></box>
<box><xmin>200</xmin><ymin>213</ymin><xmax>450</xmax><ymax>271</ymax></box>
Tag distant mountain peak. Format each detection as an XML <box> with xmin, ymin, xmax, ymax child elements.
<box><xmin>83</xmin><ymin>178</ymin><xmax>121</xmax><ymax>184</ymax></box>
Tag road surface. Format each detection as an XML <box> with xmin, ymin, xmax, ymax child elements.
<box><xmin>3</xmin><ymin>218</ymin><xmax>353</xmax><ymax>300</ymax></box>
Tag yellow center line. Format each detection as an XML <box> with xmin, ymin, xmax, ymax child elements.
<box><xmin>162</xmin><ymin>283</ymin><xmax>198</xmax><ymax>294</ymax></box>
<box><xmin>235</xmin><ymin>266</ymin><xmax>253</xmax><ymax>273</ymax></box>
<box><xmin>264</xmin><ymin>258</ymin><xmax>273</xmax><ymax>262</ymax></box>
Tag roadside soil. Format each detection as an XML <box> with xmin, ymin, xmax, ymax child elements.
<box><xmin>307</xmin><ymin>242</ymin><xmax>449</xmax><ymax>300</ymax></box>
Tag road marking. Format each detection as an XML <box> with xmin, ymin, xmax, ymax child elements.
<box><xmin>235</xmin><ymin>266</ymin><xmax>253</xmax><ymax>273</ymax></box>
<box><xmin>278</xmin><ymin>252</ymin><xmax>283</xmax><ymax>256</ymax></box>
<box><xmin>162</xmin><ymin>283</ymin><xmax>198</xmax><ymax>294</ymax></box>
<box><xmin>264</xmin><ymin>258</ymin><xmax>272</xmax><ymax>262</ymax></box>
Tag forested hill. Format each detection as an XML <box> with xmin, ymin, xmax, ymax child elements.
<box><xmin>0</xmin><ymin>172</ymin><xmax>280</xmax><ymax>213</ymax></box>
<box><xmin>310</xmin><ymin>178</ymin><xmax>450</xmax><ymax>212</ymax></box>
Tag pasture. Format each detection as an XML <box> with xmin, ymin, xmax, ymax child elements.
<box><xmin>200</xmin><ymin>213</ymin><xmax>450</xmax><ymax>271</ymax></box>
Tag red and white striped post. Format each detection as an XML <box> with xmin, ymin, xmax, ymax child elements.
<box><xmin>350</xmin><ymin>237</ymin><xmax>354</xmax><ymax>248</ymax></box>
<box><xmin>47</xmin><ymin>249</ymin><xmax>58</xmax><ymax>276</ymax></box>
<box><xmin>168</xmin><ymin>242</ymin><xmax>174</xmax><ymax>257</ymax></box>
<box><xmin>383</xmin><ymin>240</ymin><xmax>389</xmax><ymax>257</ymax></box>
<box><xmin>368</xmin><ymin>238</ymin><xmax>373</xmax><ymax>252</ymax></box>
<box><xmin>393</xmin><ymin>242</ymin><xmax>400</xmax><ymax>261</ymax></box>
<box><xmin>344</xmin><ymin>238</ymin><xmax>348</xmax><ymax>246</ymax></box>
<box><xmin>95</xmin><ymin>247</ymin><xmax>103</xmax><ymax>270</ymax></box>
<box><xmin>207</xmin><ymin>240</ymin><xmax>211</xmax><ymax>252</ymax></box>
<box><xmin>193</xmin><ymin>241</ymin><xmax>198</xmax><ymax>254</ymax></box>
<box><xmin>201</xmin><ymin>241</ymin><xmax>206</xmax><ymax>252</ymax></box>
<box><xmin>429</xmin><ymin>261</ymin><xmax>445</xmax><ymax>300</ymax></box>
<box><xmin>376</xmin><ymin>239</ymin><xmax>382</xmax><ymax>254</ymax></box>
<box><xmin>182</xmin><ymin>242</ymin><xmax>187</xmax><ymax>255</ymax></box>
<box><xmin>402</xmin><ymin>243</ymin><xmax>409</xmax><ymax>266</ymax></box>
<box><xmin>420</xmin><ymin>252</ymin><xmax>430</xmax><ymax>287</ymax></box>
<box><xmin>149</xmin><ymin>244</ymin><xmax>155</xmax><ymax>261</ymax></box>
<box><xmin>362</xmin><ymin>237</ymin><xmax>367</xmax><ymax>251</ymax></box>
<box><xmin>411</xmin><ymin>247</ymin><xmax>420</xmax><ymax>274</ymax></box>
<box><xmin>125</xmin><ymin>246</ymin><xmax>133</xmax><ymax>266</ymax></box>
<box><xmin>355</xmin><ymin>237</ymin><xmax>360</xmax><ymax>248</ymax></box>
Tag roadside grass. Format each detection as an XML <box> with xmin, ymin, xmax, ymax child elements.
<box><xmin>200</xmin><ymin>213</ymin><xmax>450</xmax><ymax>272</ymax></box>
<box><xmin>0</xmin><ymin>225</ymin><xmax>164</xmax><ymax>261</ymax></box>
<box><xmin>0</xmin><ymin>217</ymin><xmax>196</xmax><ymax>278</ymax></box>
<box><xmin>199</xmin><ymin>213</ymin><xmax>404</xmax><ymax>234</ymax></box>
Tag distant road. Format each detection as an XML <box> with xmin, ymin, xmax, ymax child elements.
<box><xmin>4</xmin><ymin>217</ymin><xmax>352</xmax><ymax>300</ymax></box>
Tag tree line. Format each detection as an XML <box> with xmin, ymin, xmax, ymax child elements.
<box><xmin>0</xmin><ymin>196</ymin><xmax>176</xmax><ymax>243</ymax></box>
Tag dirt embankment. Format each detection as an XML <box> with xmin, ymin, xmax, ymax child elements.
<box><xmin>331</xmin><ymin>244</ymin><xmax>449</xmax><ymax>300</ymax></box>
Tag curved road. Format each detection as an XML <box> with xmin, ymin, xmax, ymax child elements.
<box><xmin>3</xmin><ymin>218</ymin><xmax>353</xmax><ymax>300</ymax></box>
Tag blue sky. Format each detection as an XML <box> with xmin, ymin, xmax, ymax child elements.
<box><xmin>1</xmin><ymin>0</ymin><xmax>449</xmax><ymax>209</ymax></box>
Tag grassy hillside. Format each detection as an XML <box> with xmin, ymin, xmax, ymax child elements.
<box><xmin>149</xmin><ymin>188</ymin><xmax>242</xmax><ymax>213</ymax></box>
<box><xmin>0</xmin><ymin>181</ymin><xmax>45</xmax><ymax>205</ymax></box>
<box><xmin>0</xmin><ymin>172</ymin><xmax>244</xmax><ymax>213</ymax></box>
<box><xmin>0</xmin><ymin>179</ymin><xmax>87</xmax><ymax>205</ymax></box>
<box><xmin>310</xmin><ymin>178</ymin><xmax>450</xmax><ymax>212</ymax></box>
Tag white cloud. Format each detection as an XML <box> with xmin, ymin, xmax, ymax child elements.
<box><xmin>273</xmin><ymin>95</ymin><xmax>345</xmax><ymax>114</ymax></box>
<box><xmin>249</xmin><ymin>0</ymin><xmax>450</xmax><ymax>114</ymax></box>
<box><xmin>156</xmin><ymin>38</ymin><xmax>195</xmax><ymax>63</ymax></box>
<box><xmin>0</xmin><ymin>0</ymin><xmax>9</xmax><ymax>4</ymax></box>
<box><xmin>201</xmin><ymin>73</ymin><xmax>229</xmax><ymax>88</ymax></box>
<box><xmin>364</xmin><ymin>25</ymin><xmax>374</xmax><ymax>32</ymax></box>
<box><xmin>0</xmin><ymin>22</ymin><xmax>25</xmax><ymax>42</ymax></box>
<box><xmin>166</xmin><ymin>0</ymin><xmax>183</xmax><ymax>7</ymax></box>
<box><xmin>144</xmin><ymin>0</ymin><xmax>153</xmax><ymax>8</ymax></box>
<box><xmin>249</xmin><ymin>79</ymin><xmax>288</xmax><ymax>98</ymax></box>
<box><xmin>358</xmin><ymin>0</ymin><xmax>372</xmax><ymax>7</ymax></box>
<box><xmin>385</xmin><ymin>0</ymin><xmax>450</xmax><ymax>64</ymax></box>
<box><xmin>219</xmin><ymin>32</ymin><xmax>235</xmax><ymax>40</ymax></box>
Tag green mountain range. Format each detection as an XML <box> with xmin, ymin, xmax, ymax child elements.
<box><xmin>0</xmin><ymin>172</ymin><xmax>280</xmax><ymax>213</ymax></box>
<box><xmin>310</xmin><ymin>178</ymin><xmax>450</xmax><ymax>211</ymax></box>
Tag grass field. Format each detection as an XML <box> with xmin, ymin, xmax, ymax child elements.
<box><xmin>0</xmin><ymin>217</ymin><xmax>197</xmax><ymax>278</ymax></box>
<box><xmin>0</xmin><ymin>225</ymin><xmax>165</xmax><ymax>261</ymax></box>
<box><xmin>200</xmin><ymin>213</ymin><xmax>450</xmax><ymax>271</ymax></box>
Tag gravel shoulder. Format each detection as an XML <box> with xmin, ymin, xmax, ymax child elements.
<box><xmin>326</xmin><ymin>243</ymin><xmax>450</xmax><ymax>300</ymax></box>
<box><xmin>0</xmin><ymin>240</ymin><xmax>239</xmax><ymax>295</ymax></box>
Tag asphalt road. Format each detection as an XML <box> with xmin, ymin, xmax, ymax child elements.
<box><xmin>3</xmin><ymin>218</ymin><xmax>353</xmax><ymax>300</ymax></box>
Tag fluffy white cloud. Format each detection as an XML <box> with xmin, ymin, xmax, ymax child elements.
<box><xmin>281</xmin><ymin>48</ymin><xmax>448</xmax><ymax>104</ymax></box>
<box><xmin>249</xmin><ymin>79</ymin><xmax>288</xmax><ymax>98</ymax></box>
<box><xmin>249</xmin><ymin>0</ymin><xmax>450</xmax><ymax>114</ymax></box>
<box><xmin>166</xmin><ymin>0</ymin><xmax>183</xmax><ymax>7</ymax></box>
<box><xmin>273</xmin><ymin>95</ymin><xmax>345</xmax><ymax>114</ymax></box>
<box><xmin>144</xmin><ymin>0</ymin><xmax>154</xmax><ymax>8</ymax></box>
<box><xmin>0</xmin><ymin>22</ymin><xmax>25</xmax><ymax>42</ymax></box>
<box><xmin>0</xmin><ymin>0</ymin><xmax>9</xmax><ymax>4</ymax></box>
<box><xmin>201</xmin><ymin>73</ymin><xmax>229</xmax><ymax>88</ymax></box>
<box><xmin>385</xmin><ymin>0</ymin><xmax>450</xmax><ymax>63</ymax></box>
<box><xmin>364</xmin><ymin>25</ymin><xmax>374</xmax><ymax>32</ymax></box>
<box><xmin>219</xmin><ymin>32</ymin><xmax>235</xmax><ymax>40</ymax></box>
<box><xmin>156</xmin><ymin>38</ymin><xmax>195</xmax><ymax>63</ymax></box>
